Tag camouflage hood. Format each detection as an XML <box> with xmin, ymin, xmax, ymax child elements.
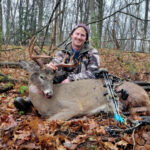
<box><xmin>60</xmin><ymin>41</ymin><xmax>94</xmax><ymax>56</ymax></box>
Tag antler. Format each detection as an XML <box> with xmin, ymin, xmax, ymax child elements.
<box><xmin>29</xmin><ymin>37</ymin><xmax>78</xmax><ymax>68</ymax></box>
<box><xmin>29</xmin><ymin>37</ymin><xmax>51</xmax><ymax>68</ymax></box>
<box><xmin>55</xmin><ymin>53</ymin><xmax>78</xmax><ymax>68</ymax></box>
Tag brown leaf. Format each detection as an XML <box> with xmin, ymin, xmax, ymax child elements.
<box><xmin>122</xmin><ymin>134</ymin><xmax>133</xmax><ymax>145</ymax></box>
<box><xmin>142</xmin><ymin>131</ymin><xmax>150</xmax><ymax>144</ymax></box>
<box><xmin>104</xmin><ymin>142</ymin><xmax>118</xmax><ymax>150</ymax></box>
<box><xmin>72</xmin><ymin>134</ymin><xmax>87</xmax><ymax>144</ymax></box>
<box><xmin>64</xmin><ymin>141</ymin><xmax>77</xmax><ymax>150</ymax></box>
<box><xmin>89</xmin><ymin>119</ymin><xmax>98</xmax><ymax>130</ymax></box>
<box><xmin>116</xmin><ymin>140</ymin><xmax>128</xmax><ymax>148</ymax></box>
<box><xmin>19</xmin><ymin>143</ymin><xmax>40</xmax><ymax>150</ymax></box>
<box><xmin>0</xmin><ymin>115</ymin><xmax>17</xmax><ymax>131</ymax></box>
<box><xmin>96</xmin><ymin>126</ymin><xmax>106</xmax><ymax>135</ymax></box>
<box><xmin>13</xmin><ymin>130</ymin><xmax>31</xmax><ymax>145</ymax></box>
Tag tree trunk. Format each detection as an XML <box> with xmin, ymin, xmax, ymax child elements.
<box><xmin>83</xmin><ymin>1</ymin><xmax>90</xmax><ymax>24</ymax></box>
<box><xmin>0</xmin><ymin>0</ymin><xmax>2</xmax><ymax>50</ymax></box>
<box><xmin>6</xmin><ymin>0</ymin><xmax>11</xmax><ymax>44</ymax></box>
<box><xmin>97</xmin><ymin>0</ymin><xmax>104</xmax><ymax>48</ymax></box>
<box><xmin>142</xmin><ymin>0</ymin><xmax>149</xmax><ymax>52</ymax></box>
<box><xmin>19</xmin><ymin>0</ymin><xmax>23</xmax><ymax>42</ymax></box>
<box><xmin>24</xmin><ymin>0</ymin><xmax>29</xmax><ymax>43</ymax></box>
<box><xmin>37</xmin><ymin>0</ymin><xmax>43</xmax><ymax>42</ymax></box>
<box><xmin>112</xmin><ymin>29</ymin><xmax>120</xmax><ymax>49</ymax></box>
<box><xmin>59</xmin><ymin>0</ymin><xmax>66</xmax><ymax>43</ymax></box>
<box><xmin>90</xmin><ymin>0</ymin><xmax>98</xmax><ymax>47</ymax></box>
<box><xmin>30</xmin><ymin>0</ymin><xmax>36</xmax><ymax>35</ymax></box>
<box><xmin>48</xmin><ymin>21</ymin><xmax>57</xmax><ymax>52</ymax></box>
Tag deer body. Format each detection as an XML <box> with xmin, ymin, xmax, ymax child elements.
<box><xmin>20</xmin><ymin>61</ymin><xmax>150</xmax><ymax>120</ymax></box>
<box><xmin>116</xmin><ymin>81</ymin><xmax>150</xmax><ymax>114</ymax></box>
<box><xmin>29</xmin><ymin>79</ymin><xmax>108</xmax><ymax>120</ymax></box>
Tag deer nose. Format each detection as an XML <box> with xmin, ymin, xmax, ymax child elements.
<box><xmin>45</xmin><ymin>90</ymin><xmax>53</xmax><ymax>98</ymax></box>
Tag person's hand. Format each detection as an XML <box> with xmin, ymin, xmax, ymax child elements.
<box><xmin>46</xmin><ymin>62</ymin><xmax>58</xmax><ymax>70</ymax></box>
<box><xmin>61</xmin><ymin>79</ymin><xmax>70</xmax><ymax>84</ymax></box>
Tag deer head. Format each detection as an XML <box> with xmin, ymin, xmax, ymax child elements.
<box><xmin>20</xmin><ymin>61</ymin><xmax>55</xmax><ymax>99</ymax></box>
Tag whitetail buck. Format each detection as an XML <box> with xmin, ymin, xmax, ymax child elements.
<box><xmin>20</xmin><ymin>61</ymin><xmax>109</xmax><ymax>120</ymax></box>
<box><xmin>19</xmin><ymin>59</ymin><xmax>150</xmax><ymax>121</ymax></box>
<box><xmin>19</xmin><ymin>37</ymin><xmax>150</xmax><ymax>121</ymax></box>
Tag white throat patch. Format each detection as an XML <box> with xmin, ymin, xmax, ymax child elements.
<box><xmin>29</xmin><ymin>85</ymin><xmax>39</xmax><ymax>94</ymax></box>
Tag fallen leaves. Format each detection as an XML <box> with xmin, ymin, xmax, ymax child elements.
<box><xmin>0</xmin><ymin>48</ymin><xmax>150</xmax><ymax>149</ymax></box>
<box><xmin>0</xmin><ymin>115</ymin><xmax>17</xmax><ymax>131</ymax></box>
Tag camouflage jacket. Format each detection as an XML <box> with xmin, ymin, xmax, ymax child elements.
<box><xmin>51</xmin><ymin>42</ymin><xmax>100</xmax><ymax>82</ymax></box>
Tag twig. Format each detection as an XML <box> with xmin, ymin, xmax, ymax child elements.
<box><xmin>40</xmin><ymin>0</ymin><xmax>62</xmax><ymax>51</ymax></box>
<box><xmin>87</xmin><ymin>0</ymin><xmax>145</xmax><ymax>25</ymax></box>
<box><xmin>0</xmin><ymin>48</ymin><xmax>22</xmax><ymax>52</ymax></box>
<box><xmin>131</xmin><ymin>129</ymin><xmax>136</xmax><ymax>150</ymax></box>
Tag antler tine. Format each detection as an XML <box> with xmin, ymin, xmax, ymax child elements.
<box><xmin>55</xmin><ymin>53</ymin><xmax>78</xmax><ymax>68</ymax></box>
<box><xmin>69</xmin><ymin>53</ymin><xmax>75</xmax><ymax>64</ymax></box>
<box><xmin>62</xmin><ymin>53</ymin><xmax>67</xmax><ymax>63</ymax></box>
<box><xmin>28</xmin><ymin>36</ymin><xmax>51</xmax><ymax>69</ymax></box>
<box><xmin>29</xmin><ymin>36</ymin><xmax>51</xmax><ymax>59</ymax></box>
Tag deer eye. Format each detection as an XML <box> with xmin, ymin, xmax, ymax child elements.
<box><xmin>39</xmin><ymin>75</ymin><xmax>45</xmax><ymax>80</ymax></box>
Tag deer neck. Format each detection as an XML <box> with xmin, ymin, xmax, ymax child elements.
<box><xmin>29</xmin><ymin>84</ymin><xmax>44</xmax><ymax>96</ymax></box>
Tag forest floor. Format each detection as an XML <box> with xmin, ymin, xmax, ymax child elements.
<box><xmin>0</xmin><ymin>47</ymin><xmax>150</xmax><ymax>150</ymax></box>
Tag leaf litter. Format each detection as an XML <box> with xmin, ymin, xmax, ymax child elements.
<box><xmin>0</xmin><ymin>48</ymin><xmax>150</xmax><ymax>149</ymax></box>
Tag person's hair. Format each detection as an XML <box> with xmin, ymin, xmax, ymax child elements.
<box><xmin>70</xmin><ymin>24</ymin><xmax>90</xmax><ymax>41</ymax></box>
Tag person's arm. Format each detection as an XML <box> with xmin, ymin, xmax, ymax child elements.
<box><xmin>67</xmin><ymin>48</ymin><xmax>100</xmax><ymax>81</ymax></box>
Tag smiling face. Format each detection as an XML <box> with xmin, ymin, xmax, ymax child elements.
<box><xmin>71</xmin><ymin>27</ymin><xmax>87</xmax><ymax>50</ymax></box>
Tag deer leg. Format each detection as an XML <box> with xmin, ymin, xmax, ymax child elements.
<box><xmin>48</xmin><ymin>109</ymin><xmax>78</xmax><ymax>121</ymax></box>
<box><xmin>130</xmin><ymin>106</ymin><xmax>149</xmax><ymax>115</ymax></box>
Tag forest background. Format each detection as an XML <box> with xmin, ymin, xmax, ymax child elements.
<box><xmin>0</xmin><ymin>0</ymin><xmax>149</xmax><ymax>53</ymax></box>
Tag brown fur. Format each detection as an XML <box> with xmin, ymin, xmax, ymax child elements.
<box><xmin>29</xmin><ymin>79</ymin><xmax>109</xmax><ymax>121</ymax></box>
<box><xmin>116</xmin><ymin>81</ymin><xmax>150</xmax><ymax>115</ymax></box>
<box><xmin>22</xmin><ymin>60</ymin><xmax>150</xmax><ymax>120</ymax></box>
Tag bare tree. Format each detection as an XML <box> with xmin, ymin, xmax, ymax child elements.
<box><xmin>37</xmin><ymin>0</ymin><xmax>44</xmax><ymax>41</ymax></box>
<box><xmin>19</xmin><ymin>0</ymin><xmax>23</xmax><ymax>42</ymax></box>
<box><xmin>58</xmin><ymin>0</ymin><xmax>66</xmax><ymax>43</ymax></box>
<box><xmin>97</xmin><ymin>0</ymin><xmax>104</xmax><ymax>48</ymax></box>
<box><xmin>0</xmin><ymin>0</ymin><xmax>2</xmax><ymax>49</ymax></box>
<box><xmin>142</xmin><ymin>0</ymin><xmax>149</xmax><ymax>52</ymax></box>
<box><xmin>30</xmin><ymin>0</ymin><xmax>37</xmax><ymax>35</ymax></box>
<box><xmin>6</xmin><ymin>0</ymin><xmax>11</xmax><ymax>43</ymax></box>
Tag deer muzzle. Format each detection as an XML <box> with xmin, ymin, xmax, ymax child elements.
<box><xmin>44</xmin><ymin>90</ymin><xmax>53</xmax><ymax>99</ymax></box>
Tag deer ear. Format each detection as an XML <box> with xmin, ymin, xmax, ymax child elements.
<box><xmin>19</xmin><ymin>60</ymin><xmax>40</xmax><ymax>72</ymax></box>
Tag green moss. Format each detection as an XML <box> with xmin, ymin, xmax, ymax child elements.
<box><xmin>0</xmin><ymin>75</ymin><xmax>5</xmax><ymax>81</ymax></box>
<box><xmin>4</xmin><ymin>83</ymin><xmax>14</xmax><ymax>88</ymax></box>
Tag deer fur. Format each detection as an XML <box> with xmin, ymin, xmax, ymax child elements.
<box><xmin>20</xmin><ymin>61</ymin><xmax>150</xmax><ymax>120</ymax></box>
<box><xmin>116</xmin><ymin>81</ymin><xmax>150</xmax><ymax>115</ymax></box>
<box><xmin>29</xmin><ymin>79</ymin><xmax>109</xmax><ymax>120</ymax></box>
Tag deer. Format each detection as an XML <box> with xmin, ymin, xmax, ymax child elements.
<box><xmin>18</xmin><ymin>37</ymin><xmax>150</xmax><ymax>121</ymax></box>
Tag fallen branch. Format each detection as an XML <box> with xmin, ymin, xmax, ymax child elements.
<box><xmin>0</xmin><ymin>61</ymin><xmax>21</xmax><ymax>68</ymax></box>
<box><xmin>0</xmin><ymin>73</ymin><xmax>28</xmax><ymax>84</ymax></box>
<box><xmin>0</xmin><ymin>83</ymin><xmax>14</xmax><ymax>93</ymax></box>
<box><xmin>0</xmin><ymin>48</ymin><xmax>22</xmax><ymax>52</ymax></box>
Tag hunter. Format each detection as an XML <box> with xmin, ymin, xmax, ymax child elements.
<box><xmin>46</xmin><ymin>24</ymin><xmax>100</xmax><ymax>84</ymax></box>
